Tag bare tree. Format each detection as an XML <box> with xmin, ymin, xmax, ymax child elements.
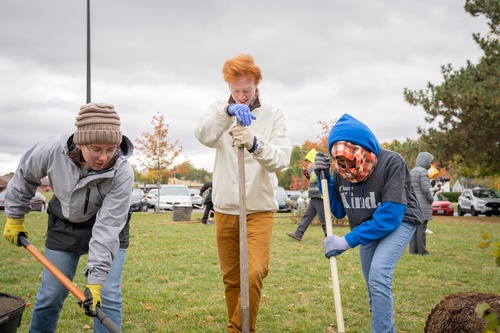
<box><xmin>135</xmin><ymin>113</ymin><xmax>182</xmax><ymax>210</ymax></box>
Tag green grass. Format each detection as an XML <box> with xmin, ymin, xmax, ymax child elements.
<box><xmin>1</xmin><ymin>211</ymin><xmax>499</xmax><ymax>333</ymax></box>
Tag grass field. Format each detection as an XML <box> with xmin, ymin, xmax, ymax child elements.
<box><xmin>1</xmin><ymin>211</ymin><xmax>499</xmax><ymax>333</ymax></box>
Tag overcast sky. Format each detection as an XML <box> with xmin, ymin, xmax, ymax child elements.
<box><xmin>0</xmin><ymin>0</ymin><xmax>488</xmax><ymax>176</ymax></box>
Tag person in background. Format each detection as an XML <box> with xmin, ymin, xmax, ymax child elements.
<box><xmin>428</xmin><ymin>165</ymin><xmax>442</xmax><ymax>195</ymax></box>
<box><xmin>286</xmin><ymin>148</ymin><xmax>327</xmax><ymax>241</ymax></box>
<box><xmin>3</xmin><ymin>103</ymin><xmax>134</xmax><ymax>333</ymax></box>
<box><xmin>200</xmin><ymin>181</ymin><xmax>214</xmax><ymax>224</ymax></box>
<box><xmin>409</xmin><ymin>152</ymin><xmax>436</xmax><ymax>255</ymax></box>
<box><xmin>195</xmin><ymin>54</ymin><xmax>292</xmax><ymax>333</ymax></box>
<box><xmin>313</xmin><ymin>113</ymin><xmax>423</xmax><ymax>333</ymax></box>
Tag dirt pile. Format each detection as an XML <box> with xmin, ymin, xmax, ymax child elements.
<box><xmin>425</xmin><ymin>292</ymin><xmax>500</xmax><ymax>333</ymax></box>
<box><xmin>0</xmin><ymin>293</ymin><xmax>25</xmax><ymax>316</ymax></box>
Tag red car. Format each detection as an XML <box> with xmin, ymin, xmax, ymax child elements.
<box><xmin>432</xmin><ymin>193</ymin><xmax>454</xmax><ymax>216</ymax></box>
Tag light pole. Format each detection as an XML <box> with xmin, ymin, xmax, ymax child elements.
<box><xmin>86</xmin><ymin>0</ymin><xmax>91</xmax><ymax>103</ymax></box>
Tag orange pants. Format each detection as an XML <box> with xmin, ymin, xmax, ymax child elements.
<box><xmin>214</xmin><ymin>211</ymin><xmax>274</xmax><ymax>333</ymax></box>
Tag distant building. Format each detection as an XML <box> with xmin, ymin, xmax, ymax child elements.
<box><xmin>452</xmin><ymin>180</ymin><xmax>464</xmax><ymax>193</ymax></box>
<box><xmin>0</xmin><ymin>173</ymin><xmax>14</xmax><ymax>192</ymax></box>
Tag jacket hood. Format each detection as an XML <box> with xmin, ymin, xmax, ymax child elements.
<box><xmin>415</xmin><ymin>152</ymin><xmax>434</xmax><ymax>170</ymax></box>
<box><xmin>118</xmin><ymin>135</ymin><xmax>134</xmax><ymax>159</ymax></box>
<box><xmin>327</xmin><ymin>114</ymin><xmax>380</xmax><ymax>157</ymax></box>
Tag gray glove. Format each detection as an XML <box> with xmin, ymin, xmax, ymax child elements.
<box><xmin>323</xmin><ymin>235</ymin><xmax>350</xmax><ymax>258</ymax></box>
<box><xmin>313</xmin><ymin>151</ymin><xmax>331</xmax><ymax>179</ymax></box>
<box><xmin>314</xmin><ymin>151</ymin><xmax>331</xmax><ymax>170</ymax></box>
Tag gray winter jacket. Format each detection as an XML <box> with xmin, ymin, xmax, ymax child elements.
<box><xmin>410</xmin><ymin>152</ymin><xmax>435</xmax><ymax>221</ymax></box>
<box><xmin>5</xmin><ymin>133</ymin><xmax>134</xmax><ymax>284</ymax></box>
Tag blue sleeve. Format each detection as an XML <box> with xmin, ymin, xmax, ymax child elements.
<box><xmin>344</xmin><ymin>201</ymin><xmax>406</xmax><ymax>248</ymax></box>
<box><xmin>317</xmin><ymin>171</ymin><xmax>346</xmax><ymax>219</ymax></box>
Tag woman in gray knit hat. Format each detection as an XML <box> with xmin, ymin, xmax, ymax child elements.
<box><xmin>3</xmin><ymin>103</ymin><xmax>134</xmax><ymax>333</ymax></box>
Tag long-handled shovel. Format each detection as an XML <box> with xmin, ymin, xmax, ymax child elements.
<box><xmin>320</xmin><ymin>170</ymin><xmax>345</xmax><ymax>333</ymax></box>
<box><xmin>237</xmin><ymin>125</ymin><xmax>250</xmax><ymax>333</ymax></box>
<box><xmin>17</xmin><ymin>235</ymin><xmax>123</xmax><ymax>333</ymax></box>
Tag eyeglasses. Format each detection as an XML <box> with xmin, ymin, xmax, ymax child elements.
<box><xmin>85</xmin><ymin>145</ymin><xmax>119</xmax><ymax>158</ymax></box>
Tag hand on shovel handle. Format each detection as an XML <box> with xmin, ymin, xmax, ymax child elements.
<box><xmin>80</xmin><ymin>285</ymin><xmax>102</xmax><ymax>317</ymax></box>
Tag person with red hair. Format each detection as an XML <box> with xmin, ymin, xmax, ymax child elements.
<box><xmin>195</xmin><ymin>54</ymin><xmax>292</xmax><ymax>333</ymax></box>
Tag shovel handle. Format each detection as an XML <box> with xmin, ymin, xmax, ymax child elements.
<box><xmin>237</xmin><ymin>122</ymin><xmax>250</xmax><ymax>333</ymax></box>
<box><xmin>319</xmin><ymin>171</ymin><xmax>345</xmax><ymax>333</ymax></box>
<box><xmin>18</xmin><ymin>234</ymin><xmax>86</xmax><ymax>301</ymax></box>
<box><xmin>18</xmin><ymin>235</ymin><xmax>124</xmax><ymax>333</ymax></box>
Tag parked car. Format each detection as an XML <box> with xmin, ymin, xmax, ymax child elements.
<box><xmin>275</xmin><ymin>186</ymin><xmax>291</xmax><ymax>212</ymax></box>
<box><xmin>146</xmin><ymin>188</ymin><xmax>159</xmax><ymax>208</ymax></box>
<box><xmin>0</xmin><ymin>190</ymin><xmax>46</xmax><ymax>212</ymax></box>
<box><xmin>130</xmin><ymin>188</ymin><xmax>148</xmax><ymax>212</ymax></box>
<box><xmin>458</xmin><ymin>188</ymin><xmax>500</xmax><ymax>216</ymax></box>
<box><xmin>431</xmin><ymin>193</ymin><xmax>454</xmax><ymax>216</ymax></box>
<box><xmin>286</xmin><ymin>190</ymin><xmax>303</xmax><ymax>204</ymax></box>
<box><xmin>189</xmin><ymin>189</ymin><xmax>204</xmax><ymax>208</ymax></box>
<box><xmin>158</xmin><ymin>185</ymin><xmax>192</xmax><ymax>210</ymax></box>
<box><xmin>0</xmin><ymin>190</ymin><xmax>5</xmax><ymax>210</ymax></box>
<box><xmin>296</xmin><ymin>192</ymin><xmax>309</xmax><ymax>209</ymax></box>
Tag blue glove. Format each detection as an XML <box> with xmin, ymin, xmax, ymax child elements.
<box><xmin>323</xmin><ymin>235</ymin><xmax>350</xmax><ymax>258</ymax></box>
<box><xmin>227</xmin><ymin>104</ymin><xmax>256</xmax><ymax>126</ymax></box>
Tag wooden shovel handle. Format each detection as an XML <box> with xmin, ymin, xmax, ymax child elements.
<box><xmin>18</xmin><ymin>235</ymin><xmax>124</xmax><ymax>333</ymax></box>
<box><xmin>320</xmin><ymin>171</ymin><xmax>345</xmax><ymax>333</ymax></box>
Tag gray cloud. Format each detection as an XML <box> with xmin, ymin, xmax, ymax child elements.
<box><xmin>0</xmin><ymin>0</ymin><xmax>488</xmax><ymax>174</ymax></box>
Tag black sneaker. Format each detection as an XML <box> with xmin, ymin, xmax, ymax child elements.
<box><xmin>286</xmin><ymin>232</ymin><xmax>301</xmax><ymax>241</ymax></box>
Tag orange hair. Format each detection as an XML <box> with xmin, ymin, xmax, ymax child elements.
<box><xmin>222</xmin><ymin>54</ymin><xmax>262</xmax><ymax>85</ymax></box>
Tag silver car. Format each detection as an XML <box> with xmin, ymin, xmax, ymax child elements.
<box><xmin>189</xmin><ymin>189</ymin><xmax>204</xmax><ymax>208</ymax></box>
<box><xmin>458</xmin><ymin>188</ymin><xmax>500</xmax><ymax>216</ymax></box>
<box><xmin>275</xmin><ymin>186</ymin><xmax>291</xmax><ymax>213</ymax></box>
<box><xmin>146</xmin><ymin>188</ymin><xmax>159</xmax><ymax>208</ymax></box>
<box><xmin>158</xmin><ymin>185</ymin><xmax>192</xmax><ymax>210</ymax></box>
<box><xmin>0</xmin><ymin>190</ymin><xmax>46</xmax><ymax>212</ymax></box>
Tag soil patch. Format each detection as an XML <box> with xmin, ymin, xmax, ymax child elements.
<box><xmin>0</xmin><ymin>293</ymin><xmax>25</xmax><ymax>316</ymax></box>
<box><xmin>425</xmin><ymin>292</ymin><xmax>500</xmax><ymax>333</ymax></box>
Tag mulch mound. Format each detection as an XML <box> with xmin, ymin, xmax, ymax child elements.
<box><xmin>425</xmin><ymin>292</ymin><xmax>500</xmax><ymax>333</ymax></box>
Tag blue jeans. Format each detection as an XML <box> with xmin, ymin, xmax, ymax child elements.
<box><xmin>359</xmin><ymin>222</ymin><xmax>415</xmax><ymax>333</ymax></box>
<box><xmin>29</xmin><ymin>248</ymin><xmax>126</xmax><ymax>333</ymax></box>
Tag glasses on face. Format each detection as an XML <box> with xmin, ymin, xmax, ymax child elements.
<box><xmin>85</xmin><ymin>145</ymin><xmax>119</xmax><ymax>158</ymax></box>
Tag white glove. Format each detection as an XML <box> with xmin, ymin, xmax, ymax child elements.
<box><xmin>230</xmin><ymin>126</ymin><xmax>255</xmax><ymax>150</ymax></box>
<box><xmin>323</xmin><ymin>235</ymin><xmax>350</xmax><ymax>258</ymax></box>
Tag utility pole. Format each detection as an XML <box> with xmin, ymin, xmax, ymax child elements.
<box><xmin>86</xmin><ymin>0</ymin><xmax>91</xmax><ymax>103</ymax></box>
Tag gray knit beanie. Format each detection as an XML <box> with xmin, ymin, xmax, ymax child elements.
<box><xmin>74</xmin><ymin>103</ymin><xmax>122</xmax><ymax>145</ymax></box>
